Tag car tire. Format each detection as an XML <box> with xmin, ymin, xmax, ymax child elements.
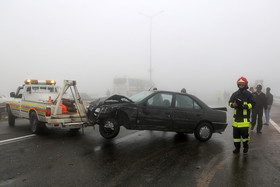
<box><xmin>30</xmin><ymin>111</ymin><xmax>46</xmax><ymax>134</ymax></box>
<box><xmin>7</xmin><ymin>106</ymin><xmax>15</xmax><ymax>127</ymax></box>
<box><xmin>99</xmin><ymin>118</ymin><xmax>120</xmax><ymax>139</ymax></box>
<box><xmin>194</xmin><ymin>122</ymin><xmax>213</xmax><ymax>142</ymax></box>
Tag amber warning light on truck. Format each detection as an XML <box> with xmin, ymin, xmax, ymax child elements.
<box><xmin>24</xmin><ymin>79</ymin><xmax>56</xmax><ymax>85</ymax></box>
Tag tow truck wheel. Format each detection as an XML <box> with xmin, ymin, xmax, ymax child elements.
<box><xmin>99</xmin><ymin>118</ymin><xmax>120</xmax><ymax>139</ymax></box>
<box><xmin>194</xmin><ymin>122</ymin><xmax>213</xmax><ymax>142</ymax></box>
<box><xmin>30</xmin><ymin>112</ymin><xmax>46</xmax><ymax>134</ymax></box>
<box><xmin>7</xmin><ymin>106</ymin><xmax>15</xmax><ymax>126</ymax></box>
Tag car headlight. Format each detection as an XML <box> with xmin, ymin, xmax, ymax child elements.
<box><xmin>100</xmin><ymin>106</ymin><xmax>109</xmax><ymax>113</ymax></box>
<box><xmin>95</xmin><ymin>107</ymin><xmax>100</xmax><ymax>113</ymax></box>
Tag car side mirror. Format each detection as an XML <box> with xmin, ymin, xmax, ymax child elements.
<box><xmin>10</xmin><ymin>92</ymin><xmax>15</xmax><ymax>98</ymax></box>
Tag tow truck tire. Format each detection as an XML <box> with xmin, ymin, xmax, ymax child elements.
<box><xmin>194</xmin><ymin>122</ymin><xmax>213</xmax><ymax>142</ymax></box>
<box><xmin>30</xmin><ymin>112</ymin><xmax>46</xmax><ymax>134</ymax></box>
<box><xmin>8</xmin><ymin>106</ymin><xmax>15</xmax><ymax>127</ymax></box>
<box><xmin>99</xmin><ymin>118</ymin><xmax>120</xmax><ymax>139</ymax></box>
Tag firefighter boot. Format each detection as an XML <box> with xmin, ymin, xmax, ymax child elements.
<box><xmin>233</xmin><ymin>148</ymin><xmax>240</xmax><ymax>154</ymax></box>
<box><xmin>243</xmin><ymin>147</ymin><xmax>248</xmax><ymax>154</ymax></box>
<box><xmin>233</xmin><ymin>142</ymin><xmax>241</xmax><ymax>154</ymax></box>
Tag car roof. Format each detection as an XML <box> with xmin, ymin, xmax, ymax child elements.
<box><xmin>152</xmin><ymin>90</ymin><xmax>189</xmax><ymax>95</ymax></box>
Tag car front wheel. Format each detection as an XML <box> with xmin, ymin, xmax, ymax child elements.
<box><xmin>99</xmin><ymin>118</ymin><xmax>120</xmax><ymax>139</ymax></box>
<box><xmin>194</xmin><ymin>122</ymin><xmax>213</xmax><ymax>142</ymax></box>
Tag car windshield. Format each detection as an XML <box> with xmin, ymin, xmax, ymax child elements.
<box><xmin>129</xmin><ymin>91</ymin><xmax>153</xmax><ymax>103</ymax></box>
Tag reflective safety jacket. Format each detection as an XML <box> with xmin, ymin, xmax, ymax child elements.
<box><xmin>229</xmin><ymin>89</ymin><xmax>255</xmax><ymax>128</ymax></box>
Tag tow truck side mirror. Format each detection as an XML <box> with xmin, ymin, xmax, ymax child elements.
<box><xmin>26</xmin><ymin>87</ymin><xmax>31</xmax><ymax>93</ymax></box>
<box><xmin>10</xmin><ymin>92</ymin><xmax>15</xmax><ymax>98</ymax></box>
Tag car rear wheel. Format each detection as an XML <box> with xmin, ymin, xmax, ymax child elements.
<box><xmin>7</xmin><ymin>106</ymin><xmax>15</xmax><ymax>127</ymax></box>
<box><xmin>30</xmin><ymin>112</ymin><xmax>46</xmax><ymax>134</ymax></box>
<box><xmin>194</xmin><ymin>122</ymin><xmax>213</xmax><ymax>142</ymax></box>
<box><xmin>99</xmin><ymin>118</ymin><xmax>120</xmax><ymax>139</ymax></box>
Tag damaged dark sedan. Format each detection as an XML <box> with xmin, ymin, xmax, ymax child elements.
<box><xmin>87</xmin><ymin>90</ymin><xmax>228</xmax><ymax>142</ymax></box>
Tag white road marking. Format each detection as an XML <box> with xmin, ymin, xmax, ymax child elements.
<box><xmin>0</xmin><ymin>134</ymin><xmax>36</xmax><ymax>146</ymax></box>
<box><xmin>270</xmin><ymin>119</ymin><xmax>280</xmax><ymax>133</ymax></box>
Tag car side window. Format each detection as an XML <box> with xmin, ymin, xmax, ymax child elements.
<box><xmin>175</xmin><ymin>94</ymin><xmax>201</xmax><ymax>109</ymax></box>
<box><xmin>147</xmin><ymin>93</ymin><xmax>172</xmax><ymax>107</ymax></box>
<box><xmin>194</xmin><ymin>101</ymin><xmax>201</xmax><ymax>110</ymax></box>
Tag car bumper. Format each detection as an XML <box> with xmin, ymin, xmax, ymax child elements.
<box><xmin>212</xmin><ymin>122</ymin><xmax>228</xmax><ymax>133</ymax></box>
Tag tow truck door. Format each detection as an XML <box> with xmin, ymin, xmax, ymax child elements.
<box><xmin>16</xmin><ymin>87</ymin><xmax>25</xmax><ymax>117</ymax></box>
<box><xmin>9</xmin><ymin>86</ymin><xmax>24</xmax><ymax>117</ymax></box>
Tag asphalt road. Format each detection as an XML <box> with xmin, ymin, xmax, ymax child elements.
<box><xmin>0</xmin><ymin>104</ymin><xmax>280</xmax><ymax>187</ymax></box>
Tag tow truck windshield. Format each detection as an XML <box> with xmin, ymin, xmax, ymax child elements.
<box><xmin>30</xmin><ymin>86</ymin><xmax>59</xmax><ymax>93</ymax></box>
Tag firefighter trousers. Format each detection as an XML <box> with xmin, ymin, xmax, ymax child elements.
<box><xmin>233</xmin><ymin>127</ymin><xmax>249</xmax><ymax>149</ymax></box>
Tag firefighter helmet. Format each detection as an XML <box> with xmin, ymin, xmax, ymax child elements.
<box><xmin>237</xmin><ymin>77</ymin><xmax>248</xmax><ymax>88</ymax></box>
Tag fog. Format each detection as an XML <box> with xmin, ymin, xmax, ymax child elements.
<box><xmin>1</xmin><ymin>0</ymin><xmax>280</xmax><ymax>101</ymax></box>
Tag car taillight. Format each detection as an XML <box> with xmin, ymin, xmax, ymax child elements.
<box><xmin>46</xmin><ymin>108</ymin><xmax>51</xmax><ymax>116</ymax></box>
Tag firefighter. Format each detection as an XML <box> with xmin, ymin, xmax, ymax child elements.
<box><xmin>229</xmin><ymin>77</ymin><xmax>255</xmax><ymax>154</ymax></box>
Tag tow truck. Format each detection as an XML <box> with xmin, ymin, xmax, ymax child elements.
<box><xmin>6</xmin><ymin>79</ymin><xmax>89</xmax><ymax>134</ymax></box>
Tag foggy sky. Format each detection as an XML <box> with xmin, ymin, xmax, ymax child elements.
<box><xmin>1</xmin><ymin>0</ymin><xmax>280</xmax><ymax>98</ymax></box>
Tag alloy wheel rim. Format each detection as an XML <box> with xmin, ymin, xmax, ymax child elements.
<box><xmin>200</xmin><ymin>126</ymin><xmax>210</xmax><ymax>139</ymax></box>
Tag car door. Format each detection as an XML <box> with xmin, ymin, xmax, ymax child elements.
<box><xmin>137</xmin><ymin>92</ymin><xmax>173</xmax><ymax>130</ymax></box>
<box><xmin>172</xmin><ymin>94</ymin><xmax>203</xmax><ymax>132</ymax></box>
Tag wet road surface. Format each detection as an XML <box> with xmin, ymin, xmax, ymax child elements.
<box><xmin>0</xmin><ymin>104</ymin><xmax>279</xmax><ymax>187</ymax></box>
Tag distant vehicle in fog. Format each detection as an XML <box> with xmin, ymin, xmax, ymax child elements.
<box><xmin>113</xmin><ymin>77</ymin><xmax>152</xmax><ymax>97</ymax></box>
<box><xmin>88</xmin><ymin>90</ymin><xmax>228</xmax><ymax>142</ymax></box>
<box><xmin>0</xmin><ymin>95</ymin><xmax>8</xmax><ymax>103</ymax></box>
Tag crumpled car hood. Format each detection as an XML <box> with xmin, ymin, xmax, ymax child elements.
<box><xmin>88</xmin><ymin>95</ymin><xmax>133</xmax><ymax>111</ymax></box>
